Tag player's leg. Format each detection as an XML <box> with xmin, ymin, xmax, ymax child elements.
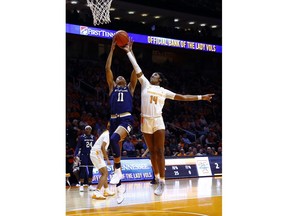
<box><xmin>115</xmin><ymin>140</ymin><xmax>125</xmax><ymax>204</ymax></box>
<box><xmin>91</xmin><ymin>166</ymin><xmax>106</xmax><ymax>199</ymax></box>
<box><xmin>102</xmin><ymin>166</ymin><xmax>115</xmax><ymax>197</ymax></box>
<box><xmin>90</xmin><ymin>152</ymin><xmax>112</xmax><ymax>199</ymax></box>
<box><xmin>78</xmin><ymin>155</ymin><xmax>88</xmax><ymax>192</ymax></box>
<box><xmin>109</xmin><ymin>119</ymin><xmax>124</xmax><ymax>182</ymax></box>
<box><xmin>141</xmin><ymin>117</ymin><xmax>160</xmax><ymax>181</ymax></box>
<box><xmin>109</xmin><ymin>126</ymin><xmax>127</xmax><ymax>184</ymax></box>
<box><xmin>78</xmin><ymin>166</ymin><xmax>86</xmax><ymax>192</ymax></box>
<box><xmin>109</xmin><ymin>117</ymin><xmax>132</xmax><ymax>184</ymax></box>
<box><xmin>153</xmin><ymin>129</ymin><xmax>166</xmax><ymax>196</ymax></box>
<box><xmin>153</xmin><ymin>130</ymin><xmax>166</xmax><ymax>180</ymax></box>
<box><xmin>87</xmin><ymin>165</ymin><xmax>95</xmax><ymax>191</ymax></box>
<box><xmin>142</xmin><ymin>133</ymin><xmax>160</xmax><ymax>181</ymax></box>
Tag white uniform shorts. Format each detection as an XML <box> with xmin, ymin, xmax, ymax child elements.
<box><xmin>141</xmin><ymin>116</ymin><xmax>165</xmax><ymax>134</ymax></box>
<box><xmin>90</xmin><ymin>149</ymin><xmax>106</xmax><ymax>170</ymax></box>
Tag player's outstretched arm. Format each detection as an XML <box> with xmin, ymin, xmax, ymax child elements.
<box><xmin>174</xmin><ymin>93</ymin><xmax>215</xmax><ymax>102</ymax></box>
<box><xmin>105</xmin><ymin>38</ymin><xmax>116</xmax><ymax>95</ymax></box>
<box><xmin>123</xmin><ymin>39</ymin><xmax>138</xmax><ymax>96</ymax></box>
<box><xmin>120</xmin><ymin>39</ymin><xmax>143</xmax><ymax>79</ymax></box>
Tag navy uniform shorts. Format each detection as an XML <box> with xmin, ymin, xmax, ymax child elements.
<box><xmin>80</xmin><ymin>153</ymin><xmax>93</xmax><ymax>166</ymax></box>
<box><xmin>110</xmin><ymin>115</ymin><xmax>133</xmax><ymax>135</ymax></box>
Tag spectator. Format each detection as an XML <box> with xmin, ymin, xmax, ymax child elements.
<box><xmin>122</xmin><ymin>137</ymin><xmax>135</xmax><ymax>156</ymax></box>
<box><xmin>196</xmin><ymin>148</ymin><xmax>204</xmax><ymax>156</ymax></box>
<box><xmin>122</xmin><ymin>150</ymin><xmax>128</xmax><ymax>158</ymax></box>
<box><xmin>206</xmin><ymin>147</ymin><xmax>215</xmax><ymax>156</ymax></box>
<box><xmin>164</xmin><ymin>146</ymin><xmax>172</xmax><ymax>156</ymax></box>
<box><xmin>177</xmin><ymin>148</ymin><xmax>187</xmax><ymax>157</ymax></box>
<box><xmin>216</xmin><ymin>146</ymin><xmax>222</xmax><ymax>156</ymax></box>
<box><xmin>186</xmin><ymin>147</ymin><xmax>194</xmax><ymax>156</ymax></box>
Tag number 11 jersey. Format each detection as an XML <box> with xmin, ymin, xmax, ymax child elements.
<box><xmin>109</xmin><ymin>86</ymin><xmax>133</xmax><ymax>115</ymax></box>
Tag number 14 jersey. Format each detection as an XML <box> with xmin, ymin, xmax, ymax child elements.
<box><xmin>138</xmin><ymin>75</ymin><xmax>176</xmax><ymax>118</ymax></box>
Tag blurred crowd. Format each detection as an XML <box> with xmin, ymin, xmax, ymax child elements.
<box><xmin>66</xmin><ymin>42</ymin><xmax>222</xmax><ymax>176</ymax></box>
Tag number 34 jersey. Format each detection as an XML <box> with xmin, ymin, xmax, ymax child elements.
<box><xmin>109</xmin><ymin>86</ymin><xmax>133</xmax><ymax>115</ymax></box>
<box><xmin>138</xmin><ymin>75</ymin><xmax>176</xmax><ymax>118</ymax></box>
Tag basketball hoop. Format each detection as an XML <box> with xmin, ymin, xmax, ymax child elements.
<box><xmin>87</xmin><ymin>0</ymin><xmax>113</xmax><ymax>26</ymax></box>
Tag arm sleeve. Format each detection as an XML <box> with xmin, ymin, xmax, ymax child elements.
<box><xmin>138</xmin><ymin>74</ymin><xmax>150</xmax><ymax>88</ymax></box>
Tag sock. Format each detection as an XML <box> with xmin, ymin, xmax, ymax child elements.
<box><xmin>115</xmin><ymin>162</ymin><xmax>121</xmax><ymax>169</ymax></box>
<box><xmin>159</xmin><ymin>178</ymin><xmax>165</xmax><ymax>184</ymax></box>
<box><xmin>155</xmin><ymin>173</ymin><xmax>160</xmax><ymax>181</ymax></box>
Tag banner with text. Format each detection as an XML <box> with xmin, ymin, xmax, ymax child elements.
<box><xmin>92</xmin><ymin>158</ymin><xmax>154</xmax><ymax>184</ymax></box>
<box><xmin>66</xmin><ymin>23</ymin><xmax>222</xmax><ymax>53</ymax></box>
<box><xmin>91</xmin><ymin>156</ymin><xmax>221</xmax><ymax>183</ymax></box>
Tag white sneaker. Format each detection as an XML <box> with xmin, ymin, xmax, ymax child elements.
<box><xmin>104</xmin><ymin>188</ymin><xmax>115</xmax><ymax>197</ymax></box>
<box><xmin>116</xmin><ymin>185</ymin><xmax>126</xmax><ymax>204</ymax></box>
<box><xmin>110</xmin><ymin>169</ymin><xmax>123</xmax><ymax>185</ymax></box>
<box><xmin>92</xmin><ymin>190</ymin><xmax>106</xmax><ymax>200</ymax></box>
<box><xmin>79</xmin><ymin>186</ymin><xmax>84</xmax><ymax>192</ymax></box>
<box><xmin>88</xmin><ymin>185</ymin><xmax>96</xmax><ymax>191</ymax></box>
<box><xmin>154</xmin><ymin>182</ymin><xmax>165</xmax><ymax>196</ymax></box>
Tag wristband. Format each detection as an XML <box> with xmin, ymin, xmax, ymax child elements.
<box><xmin>198</xmin><ymin>95</ymin><xmax>202</xmax><ymax>100</ymax></box>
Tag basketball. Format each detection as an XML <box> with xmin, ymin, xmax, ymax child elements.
<box><xmin>114</xmin><ymin>30</ymin><xmax>129</xmax><ymax>47</ymax></box>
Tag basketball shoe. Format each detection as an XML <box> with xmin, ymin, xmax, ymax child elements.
<box><xmin>92</xmin><ymin>190</ymin><xmax>106</xmax><ymax>200</ymax></box>
<box><xmin>154</xmin><ymin>182</ymin><xmax>165</xmax><ymax>196</ymax></box>
<box><xmin>116</xmin><ymin>185</ymin><xmax>126</xmax><ymax>204</ymax></box>
<box><xmin>104</xmin><ymin>188</ymin><xmax>115</xmax><ymax>197</ymax></box>
<box><xmin>88</xmin><ymin>185</ymin><xmax>96</xmax><ymax>191</ymax></box>
<box><xmin>110</xmin><ymin>169</ymin><xmax>123</xmax><ymax>185</ymax></box>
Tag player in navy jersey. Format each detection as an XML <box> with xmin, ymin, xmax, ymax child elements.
<box><xmin>105</xmin><ymin>37</ymin><xmax>137</xmax><ymax>204</ymax></box>
<box><xmin>74</xmin><ymin>125</ymin><xmax>96</xmax><ymax>192</ymax></box>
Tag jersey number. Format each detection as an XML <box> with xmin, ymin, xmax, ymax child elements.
<box><xmin>86</xmin><ymin>141</ymin><xmax>93</xmax><ymax>148</ymax></box>
<box><xmin>117</xmin><ymin>92</ymin><xmax>124</xmax><ymax>102</ymax></box>
<box><xmin>150</xmin><ymin>95</ymin><xmax>158</xmax><ymax>104</ymax></box>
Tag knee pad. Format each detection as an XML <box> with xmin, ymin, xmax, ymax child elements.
<box><xmin>110</xmin><ymin>133</ymin><xmax>121</xmax><ymax>158</ymax></box>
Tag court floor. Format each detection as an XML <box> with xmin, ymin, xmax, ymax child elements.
<box><xmin>66</xmin><ymin>176</ymin><xmax>222</xmax><ymax>215</ymax></box>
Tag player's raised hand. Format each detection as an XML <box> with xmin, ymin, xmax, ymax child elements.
<box><xmin>127</xmin><ymin>37</ymin><xmax>133</xmax><ymax>51</ymax></box>
<box><xmin>120</xmin><ymin>37</ymin><xmax>133</xmax><ymax>53</ymax></box>
<box><xmin>202</xmin><ymin>93</ymin><xmax>215</xmax><ymax>102</ymax></box>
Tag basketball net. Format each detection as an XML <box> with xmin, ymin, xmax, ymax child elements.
<box><xmin>87</xmin><ymin>0</ymin><xmax>113</xmax><ymax>26</ymax></box>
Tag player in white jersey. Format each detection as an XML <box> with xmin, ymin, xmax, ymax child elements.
<box><xmin>121</xmin><ymin>41</ymin><xmax>214</xmax><ymax>196</ymax></box>
<box><xmin>90</xmin><ymin>123</ymin><xmax>115</xmax><ymax>200</ymax></box>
